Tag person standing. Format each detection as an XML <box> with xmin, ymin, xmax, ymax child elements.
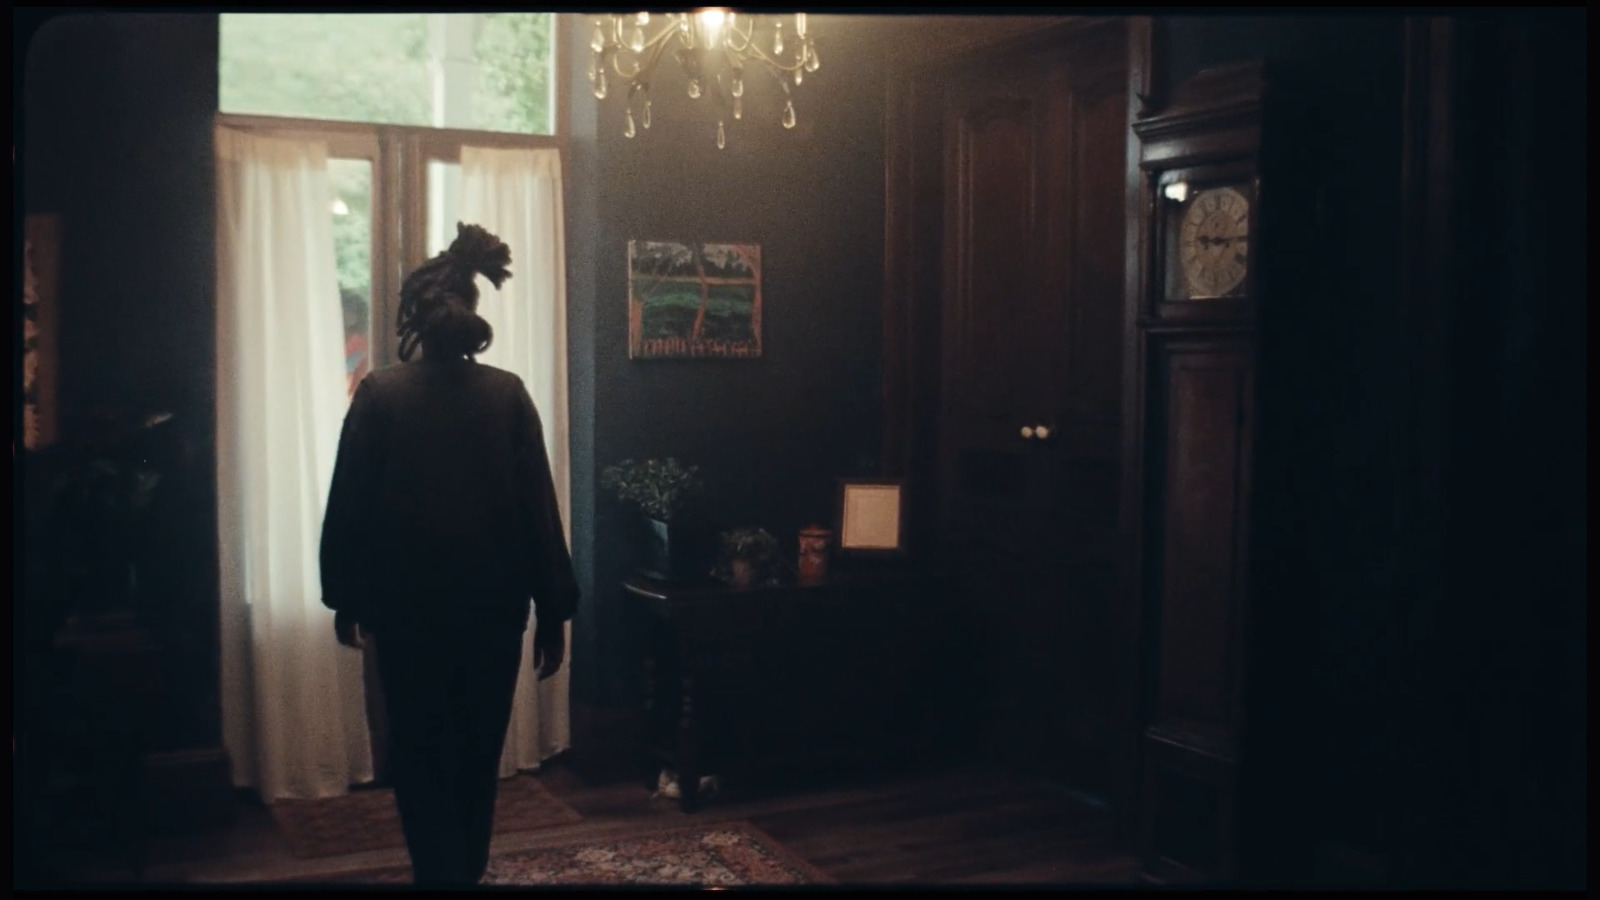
<box><xmin>320</xmin><ymin>223</ymin><xmax>579</xmax><ymax>886</ymax></box>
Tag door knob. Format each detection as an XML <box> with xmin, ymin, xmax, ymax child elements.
<box><xmin>1020</xmin><ymin>426</ymin><xmax>1035</xmax><ymax>439</ymax></box>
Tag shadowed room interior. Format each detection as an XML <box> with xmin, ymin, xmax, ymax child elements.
<box><xmin>13</xmin><ymin>9</ymin><xmax>1585</xmax><ymax>891</ymax></box>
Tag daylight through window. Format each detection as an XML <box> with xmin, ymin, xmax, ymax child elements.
<box><xmin>220</xmin><ymin>13</ymin><xmax>557</xmax><ymax>135</ymax></box>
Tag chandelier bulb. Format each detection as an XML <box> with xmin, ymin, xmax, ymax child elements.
<box><xmin>636</xmin><ymin>12</ymin><xmax>649</xmax><ymax>25</ymax></box>
<box><xmin>629</xmin><ymin>27</ymin><xmax>646</xmax><ymax>53</ymax></box>
<box><xmin>733</xmin><ymin>96</ymin><xmax>743</xmax><ymax>120</ymax></box>
<box><xmin>774</xmin><ymin>22</ymin><xmax>785</xmax><ymax>56</ymax></box>
<box><xmin>796</xmin><ymin>13</ymin><xmax>807</xmax><ymax>39</ymax></box>
<box><xmin>717</xmin><ymin>121</ymin><xmax>727</xmax><ymax>150</ymax></box>
<box><xmin>783</xmin><ymin>101</ymin><xmax>797</xmax><ymax>130</ymax></box>
<box><xmin>625</xmin><ymin>107</ymin><xmax>637</xmax><ymax>139</ymax></box>
<box><xmin>688</xmin><ymin>78</ymin><xmax>702</xmax><ymax>100</ymax></box>
<box><xmin>591</xmin><ymin>20</ymin><xmax>605</xmax><ymax>54</ymax></box>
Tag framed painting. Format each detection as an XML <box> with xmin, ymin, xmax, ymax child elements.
<box><xmin>836</xmin><ymin>478</ymin><xmax>908</xmax><ymax>558</ymax></box>
<box><xmin>23</xmin><ymin>214</ymin><xmax>61</xmax><ymax>451</ymax></box>
<box><xmin>628</xmin><ymin>240</ymin><xmax>762</xmax><ymax>359</ymax></box>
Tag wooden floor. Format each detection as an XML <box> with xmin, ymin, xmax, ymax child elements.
<box><xmin>40</xmin><ymin>762</ymin><xmax>1138</xmax><ymax>887</ymax></box>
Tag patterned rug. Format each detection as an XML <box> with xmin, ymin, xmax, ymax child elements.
<box><xmin>314</xmin><ymin>821</ymin><xmax>834</xmax><ymax>886</ymax></box>
<box><xmin>269</xmin><ymin>775</ymin><xmax>582</xmax><ymax>860</ymax></box>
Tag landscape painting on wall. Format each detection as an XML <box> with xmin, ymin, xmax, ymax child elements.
<box><xmin>628</xmin><ymin>240</ymin><xmax>762</xmax><ymax>359</ymax></box>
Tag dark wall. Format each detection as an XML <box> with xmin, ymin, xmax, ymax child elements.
<box><xmin>1157</xmin><ymin>12</ymin><xmax>1586</xmax><ymax>888</ymax></box>
<box><xmin>1414</xmin><ymin>14</ymin><xmax>1586</xmax><ymax>889</ymax></box>
<box><xmin>577</xmin><ymin>15</ymin><xmax>888</xmax><ymax>707</ymax></box>
<box><xmin>20</xmin><ymin>11</ymin><xmax>223</xmax><ymax>750</ymax></box>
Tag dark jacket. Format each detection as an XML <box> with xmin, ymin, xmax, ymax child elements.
<box><xmin>320</xmin><ymin>358</ymin><xmax>579</xmax><ymax>635</ymax></box>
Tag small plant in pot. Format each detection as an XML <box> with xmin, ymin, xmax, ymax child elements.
<box><xmin>714</xmin><ymin>528</ymin><xmax>782</xmax><ymax>589</ymax></box>
<box><xmin>601</xmin><ymin>457</ymin><xmax>706</xmax><ymax>582</ymax></box>
<box><xmin>26</xmin><ymin>410</ymin><xmax>176</xmax><ymax>639</ymax></box>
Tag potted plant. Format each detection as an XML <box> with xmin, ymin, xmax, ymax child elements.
<box><xmin>25</xmin><ymin>410</ymin><xmax>176</xmax><ymax>639</ymax></box>
<box><xmin>713</xmin><ymin>528</ymin><xmax>782</xmax><ymax>589</ymax></box>
<box><xmin>601</xmin><ymin>457</ymin><xmax>706</xmax><ymax>582</ymax></box>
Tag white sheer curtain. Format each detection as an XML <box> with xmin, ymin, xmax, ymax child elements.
<box><xmin>459</xmin><ymin>145</ymin><xmax>573</xmax><ymax>776</ymax></box>
<box><xmin>215</xmin><ymin>125</ymin><xmax>374</xmax><ymax>801</ymax></box>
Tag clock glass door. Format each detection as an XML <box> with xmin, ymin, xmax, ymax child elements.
<box><xmin>1160</xmin><ymin>174</ymin><xmax>1257</xmax><ymax>305</ymax></box>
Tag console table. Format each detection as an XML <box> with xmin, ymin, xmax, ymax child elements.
<box><xmin>625</xmin><ymin>569</ymin><xmax>961</xmax><ymax>812</ymax></box>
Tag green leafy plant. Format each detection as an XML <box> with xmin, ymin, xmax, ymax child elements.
<box><xmin>714</xmin><ymin>527</ymin><xmax>782</xmax><ymax>587</ymax></box>
<box><xmin>600</xmin><ymin>457</ymin><xmax>705</xmax><ymax>522</ymax></box>
<box><xmin>720</xmin><ymin>527</ymin><xmax>779</xmax><ymax>562</ymax></box>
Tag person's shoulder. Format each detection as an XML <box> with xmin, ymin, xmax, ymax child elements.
<box><xmin>473</xmin><ymin>362</ymin><xmax>527</xmax><ymax>390</ymax></box>
<box><xmin>359</xmin><ymin>363</ymin><xmax>407</xmax><ymax>392</ymax></box>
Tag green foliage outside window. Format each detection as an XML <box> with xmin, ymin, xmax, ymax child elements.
<box><xmin>219</xmin><ymin>13</ymin><xmax>553</xmax><ymax>134</ymax></box>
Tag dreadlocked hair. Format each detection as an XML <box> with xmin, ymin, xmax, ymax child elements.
<box><xmin>396</xmin><ymin>222</ymin><xmax>513</xmax><ymax>362</ymax></box>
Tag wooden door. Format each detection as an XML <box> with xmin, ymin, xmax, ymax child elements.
<box><xmin>935</xmin><ymin>29</ymin><xmax>1130</xmax><ymax>795</ymax></box>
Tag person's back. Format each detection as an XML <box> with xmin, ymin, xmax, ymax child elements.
<box><xmin>319</xmin><ymin>222</ymin><xmax>576</xmax><ymax>886</ymax></box>
<box><xmin>356</xmin><ymin>359</ymin><xmax>555</xmax><ymax>633</ymax></box>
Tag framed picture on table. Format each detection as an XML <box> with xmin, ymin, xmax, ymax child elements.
<box><xmin>836</xmin><ymin>478</ymin><xmax>907</xmax><ymax>558</ymax></box>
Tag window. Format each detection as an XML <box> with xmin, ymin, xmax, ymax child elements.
<box><xmin>330</xmin><ymin>158</ymin><xmax>374</xmax><ymax>397</ymax></box>
<box><xmin>220</xmin><ymin>13</ymin><xmax>558</xmax><ymax>136</ymax></box>
<box><xmin>217</xmin><ymin>12</ymin><xmax>565</xmax><ymax>393</ymax></box>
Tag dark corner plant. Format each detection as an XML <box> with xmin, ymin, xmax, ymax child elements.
<box><xmin>600</xmin><ymin>457</ymin><xmax>705</xmax><ymax>523</ymax></box>
<box><xmin>28</xmin><ymin>410</ymin><xmax>177</xmax><ymax>630</ymax></box>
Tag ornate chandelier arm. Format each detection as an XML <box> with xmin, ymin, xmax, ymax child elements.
<box><xmin>738</xmin><ymin>43</ymin><xmax>810</xmax><ymax>75</ymax></box>
<box><xmin>720</xmin><ymin>15</ymin><xmax>758</xmax><ymax>54</ymax></box>
<box><xmin>607</xmin><ymin>16</ymin><xmax>678</xmax><ymax>83</ymax></box>
<box><xmin>718</xmin><ymin>14</ymin><xmax>812</xmax><ymax>74</ymax></box>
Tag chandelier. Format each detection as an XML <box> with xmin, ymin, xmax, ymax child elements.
<box><xmin>588</xmin><ymin>11</ymin><xmax>820</xmax><ymax>149</ymax></box>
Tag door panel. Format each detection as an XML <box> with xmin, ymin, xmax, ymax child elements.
<box><xmin>932</xmin><ymin>27</ymin><xmax>1131</xmax><ymax>797</ymax></box>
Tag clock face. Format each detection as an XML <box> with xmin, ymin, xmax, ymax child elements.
<box><xmin>1178</xmin><ymin>186</ymin><xmax>1251</xmax><ymax>298</ymax></box>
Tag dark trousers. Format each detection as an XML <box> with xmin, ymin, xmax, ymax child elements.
<box><xmin>374</xmin><ymin>625</ymin><xmax>523</xmax><ymax>885</ymax></box>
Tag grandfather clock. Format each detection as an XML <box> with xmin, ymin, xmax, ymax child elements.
<box><xmin>1128</xmin><ymin>61</ymin><xmax>1318</xmax><ymax>884</ymax></box>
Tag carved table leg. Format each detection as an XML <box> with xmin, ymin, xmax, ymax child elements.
<box><xmin>677</xmin><ymin>672</ymin><xmax>699</xmax><ymax>813</ymax></box>
<box><xmin>642</xmin><ymin>653</ymin><xmax>659</xmax><ymax>790</ymax></box>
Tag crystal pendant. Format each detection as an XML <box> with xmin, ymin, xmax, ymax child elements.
<box><xmin>594</xmin><ymin>69</ymin><xmax>608</xmax><ymax>100</ymax></box>
<box><xmin>774</xmin><ymin>22</ymin><xmax>785</xmax><ymax>56</ymax></box>
<box><xmin>591</xmin><ymin>20</ymin><xmax>605</xmax><ymax>53</ymax></box>
<box><xmin>717</xmin><ymin>121</ymin><xmax>727</xmax><ymax>150</ymax></box>
<box><xmin>642</xmin><ymin>99</ymin><xmax>653</xmax><ymax>129</ymax></box>
<box><xmin>625</xmin><ymin>107</ymin><xmax>637</xmax><ymax>139</ymax></box>
<box><xmin>688</xmin><ymin>79</ymin><xmax>702</xmax><ymax>99</ymax></box>
<box><xmin>732</xmin><ymin>77</ymin><xmax>744</xmax><ymax>99</ymax></box>
<box><xmin>733</xmin><ymin>96</ymin><xmax>743</xmax><ymax>120</ymax></box>
<box><xmin>782</xmin><ymin>101</ymin><xmax>797</xmax><ymax>130</ymax></box>
<box><xmin>629</xmin><ymin>27</ymin><xmax>646</xmax><ymax>53</ymax></box>
<box><xmin>587</xmin><ymin>56</ymin><xmax>597</xmax><ymax>83</ymax></box>
<box><xmin>805</xmin><ymin>44</ymin><xmax>821</xmax><ymax>73</ymax></box>
<box><xmin>794</xmin><ymin>67</ymin><xmax>803</xmax><ymax>87</ymax></box>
